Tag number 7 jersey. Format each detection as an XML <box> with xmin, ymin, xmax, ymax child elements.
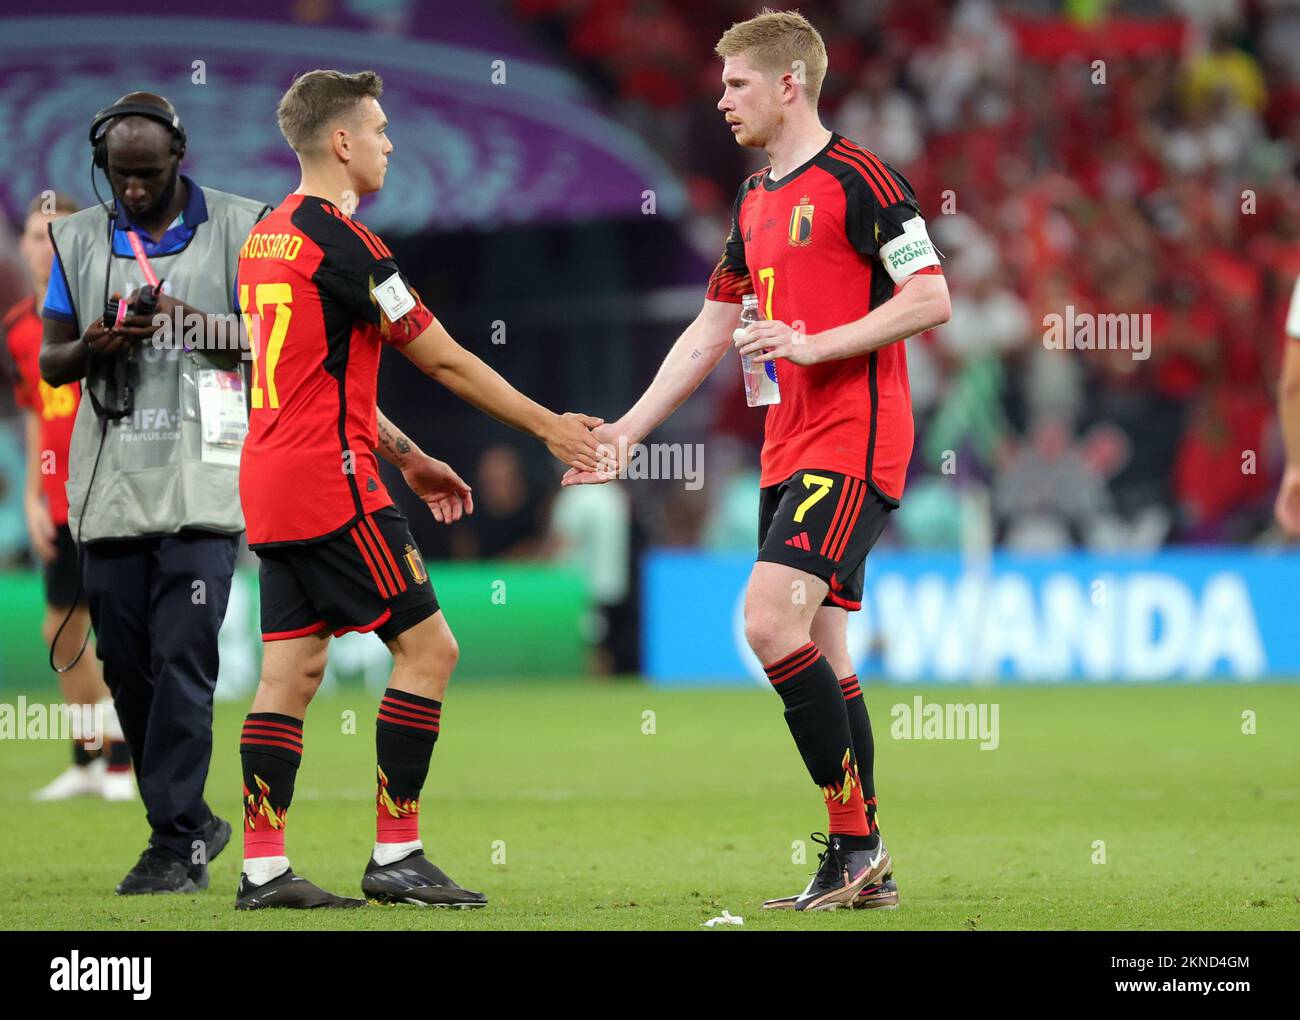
<box><xmin>707</xmin><ymin>133</ymin><xmax>943</xmax><ymax>503</ymax></box>
<box><xmin>236</xmin><ymin>193</ymin><xmax>434</xmax><ymax>547</ymax></box>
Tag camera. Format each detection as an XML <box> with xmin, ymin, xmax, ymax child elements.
<box><xmin>103</xmin><ymin>283</ymin><xmax>161</xmax><ymax>328</ymax></box>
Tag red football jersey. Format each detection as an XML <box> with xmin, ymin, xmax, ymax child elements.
<box><xmin>237</xmin><ymin>194</ymin><xmax>434</xmax><ymax>547</ymax></box>
<box><xmin>707</xmin><ymin>133</ymin><xmax>943</xmax><ymax>501</ymax></box>
<box><xmin>4</xmin><ymin>295</ymin><xmax>79</xmax><ymax>526</ymax></box>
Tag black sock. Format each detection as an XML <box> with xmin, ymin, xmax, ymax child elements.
<box><xmin>375</xmin><ymin>689</ymin><xmax>441</xmax><ymax>845</ymax></box>
<box><xmin>72</xmin><ymin>739</ymin><xmax>97</xmax><ymax>766</ymax></box>
<box><xmin>240</xmin><ymin>712</ymin><xmax>303</xmax><ymax>862</ymax></box>
<box><xmin>839</xmin><ymin>674</ymin><xmax>878</xmax><ymax>837</ymax></box>
<box><xmin>763</xmin><ymin>642</ymin><xmax>868</xmax><ymax>837</ymax></box>
<box><xmin>105</xmin><ymin>738</ymin><xmax>132</xmax><ymax>772</ymax></box>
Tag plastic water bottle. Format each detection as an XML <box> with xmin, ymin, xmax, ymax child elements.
<box><xmin>739</xmin><ymin>293</ymin><xmax>780</xmax><ymax>407</ymax></box>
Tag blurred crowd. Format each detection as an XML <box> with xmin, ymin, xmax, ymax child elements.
<box><xmin>517</xmin><ymin>0</ymin><xmax>1300</xmax><ymax>551</ymax></box>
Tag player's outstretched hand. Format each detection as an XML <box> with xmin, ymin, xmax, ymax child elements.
<box><xmin>733</xmin><ymin>320</ymin><xmax>819</xmax><ymax>366</ymax></box>
<box><xmin>402</xmin><ymin>455</ymin><xmax>474</xmax><ymax>524</ymax></box>
<box><xmin>1275</xmin><ymin>465</ymin><xmax>1300</xmax><ymax>537</ymax></box>
<box><xmin>560</xmin><ymin>423</ymin><xmax>623</xmax><ymax>486</ymax></box>
<box><xmin>546</xmin><ymin>412</ymin><xmax>606</xmax><ymax>472</ymax></box>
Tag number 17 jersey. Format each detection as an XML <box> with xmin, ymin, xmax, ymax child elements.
<box><xmin>236</xmin><ymin>193</ymin><xmax>434</xmax><ymax>548</ymax></box>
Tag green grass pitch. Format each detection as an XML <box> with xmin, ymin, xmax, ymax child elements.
<box><xmin>1</xmin><ymin>682</ymin><xmax>1297</xmax><ymax>930</ymax></box>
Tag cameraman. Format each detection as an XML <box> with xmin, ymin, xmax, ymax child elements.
<box><xmin>39</xmin><ymin>93</ymin><xmax>269</xmax><ymax>895</ymax></box>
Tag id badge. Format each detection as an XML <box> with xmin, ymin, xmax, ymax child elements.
<box><xmin>197</xmin><ymin>369</ymin><xmax>247</xmax><ymax>465</ymax></box>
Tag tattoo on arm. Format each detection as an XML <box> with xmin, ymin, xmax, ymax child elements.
<box><xmin>378</xmin><ymin>420</ymin><xmax>412</xmax><ymax>459</ymax></box>
<box><xmin>690</xmin><ymin>348</ymin><xmax>703</xmax><ymax>360</ymax></box>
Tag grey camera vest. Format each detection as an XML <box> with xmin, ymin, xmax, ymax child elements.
<box><xmin>52</xmin><ymin>185</ymin><xmax>269</xmax><ymax>542</ymax></box>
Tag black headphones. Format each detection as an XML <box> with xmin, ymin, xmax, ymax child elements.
<box><xmin>89</xmin><ymin>101</ymin><xmax>187</xmax><ymax>171</ymax></box>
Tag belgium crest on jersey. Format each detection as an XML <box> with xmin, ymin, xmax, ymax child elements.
<box><xmin>403</xmin><ymin>543</ymin><xmax>428</xmax><ymax>585</ymax></box>
<box><xmin>788</xmin><ymin>195</ymin><xmax>814</xmax><ymax>246</ymax></box>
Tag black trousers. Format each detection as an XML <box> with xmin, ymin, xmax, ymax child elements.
<box><xmin>82</xmin><ymin>530</ymin><xmax>238</xmax><ymax>859</ymax></box>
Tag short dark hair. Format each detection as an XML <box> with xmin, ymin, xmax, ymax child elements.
<box><xmin>27</xmin><ymin>191</ymin><xmax>80</xmax><ymax>217</ymax></box>
<box><xmin>277</xmin><ymin>70</ymin><xmax>383</xmax><ymax>155</ymax></box>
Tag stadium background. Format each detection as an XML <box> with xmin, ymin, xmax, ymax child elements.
<box><xmin>1</xmin><ymin>0</ymin><xmax>1299</xmax><ymax>692</ymax></box>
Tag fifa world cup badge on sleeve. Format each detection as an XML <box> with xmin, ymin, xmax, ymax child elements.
<box><xmin>374</xmin><ymin>273</ymin><xmax>416</xmax><ymax>320</ymax></box>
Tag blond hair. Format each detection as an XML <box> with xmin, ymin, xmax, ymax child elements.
<box><xmin>277</xmin><ymin>69</ymin><xmax>383</xmax><ymax>155</ymax></box>
<box><xmin>715</xmin><ymin>8</ymin><xmax>828</xmax><ymax>105</ymax></box>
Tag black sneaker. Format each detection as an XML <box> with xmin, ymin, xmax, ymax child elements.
<box><xmin>203</xmin><ymin>813</ymin><xmax>232</xmax><ymax>863</ymax></box>
<box><xmin>185</xmin><ymin>814</ymin><xmax>233</xmax><ymax>886</ymax></box>
<box><xmin>235</xmin><ymin>868</ymin><xmax>367</xmax><ymax>910</ymax></box>
<box><xmin>788</xmin><ymin>832</ymin><xmax>891</xmax><ymax>912</ymax></box>
<box><xmin>361</xmin><ymin>850</ymin><xmax>487</xmax><ymax>908</ymax></box>
<box><xmin>116</xmin><ymin>845</ymin><xmax>199</xmax><ymax>895</ymax></box>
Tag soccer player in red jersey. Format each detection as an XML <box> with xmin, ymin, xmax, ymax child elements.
<box><xmin>565</xmin><ymin>11</ymin><xmax>951</xmax><ymax>910</ymax></box>
<box><xmin>4</xmin><ymin>192</ymin><xmax>133</xmax><ymax>802</ymax></box>
<box><xmin>234</xmin><ymin>70</ymin><xmax>604</xmax><ymax>910</ymax></box>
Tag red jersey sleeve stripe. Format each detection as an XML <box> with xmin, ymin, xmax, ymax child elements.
<box><xmin>831</xmin><ymin>144</ymin><xmax>903</xmax><ymax>206</ymax></box>
<box><xmin>324</xmin><ymin>203</ymin><xmax>385</xmax><ymax>261</ymax></box>
<box><xmin>356</xmin><ymin>221</ymin><xmax>392</xmax><ymax>259</ymax></box>
<box><xmin>706</xmin><ymin>264</ymin><xmax>750</xmax><ymax>303</ymax></box>
<box><xmin>831</xmin><ymin>143</ymin><xmax>903</xmax><ymax>206</ymax></box>
<box><xmin>836</xmin><ymin>141</ymin><xmax>905</xmax><ymax>204</ymax></box>
<box><xmin>835</xmin><ymin>140</ymin><xmax>903</xmax><ymax>198</ymax></box>
<box><xmin>825</xmin><ymin>149</ymin><xmax>889</xmax><ymax>207</ymax></box>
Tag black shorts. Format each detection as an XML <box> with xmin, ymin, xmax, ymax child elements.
<box><xmin>757</xmin><ymin>469</ymin><xmax>893</xmax><ymax>611</ymax></box>
<box><xmin>255</xmin><ymin>505</ymin><xmax>438</xmax><ymax>643</ymax></box>
<box><xmin>43</xmin><ymin>525</ymin><xmax>85</xmax><ymax>608</ymax></box>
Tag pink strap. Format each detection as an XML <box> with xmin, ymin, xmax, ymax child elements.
<box><xmin>124</xmin><ymin>229</ymin><xmax>160</xmax><ymax>289</ymax></box>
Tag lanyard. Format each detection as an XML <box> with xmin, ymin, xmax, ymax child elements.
<box><xmin>112</xmin><ymin>227</ymin><xmax>166</xmax><ymax>328</ymax></box>
<box><xmin>124</xmin><ymin>228</ymin><xmax>161</xmax><ymax>289</ymax></box>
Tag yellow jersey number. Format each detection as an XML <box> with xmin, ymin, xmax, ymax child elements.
<box><xmin>757</xmin><ymin>266</ymin><xmax>775</xmax><ymax>321</ymax></box>
<box><xmin>37</xmin><ymin>380</ymin><xmax>76</xmax><ymax>421</ymax></box>
<box><xmin>240</xmin><ymin>283</ymin><xmax>292</xmax><ymax>410</ymax></box>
